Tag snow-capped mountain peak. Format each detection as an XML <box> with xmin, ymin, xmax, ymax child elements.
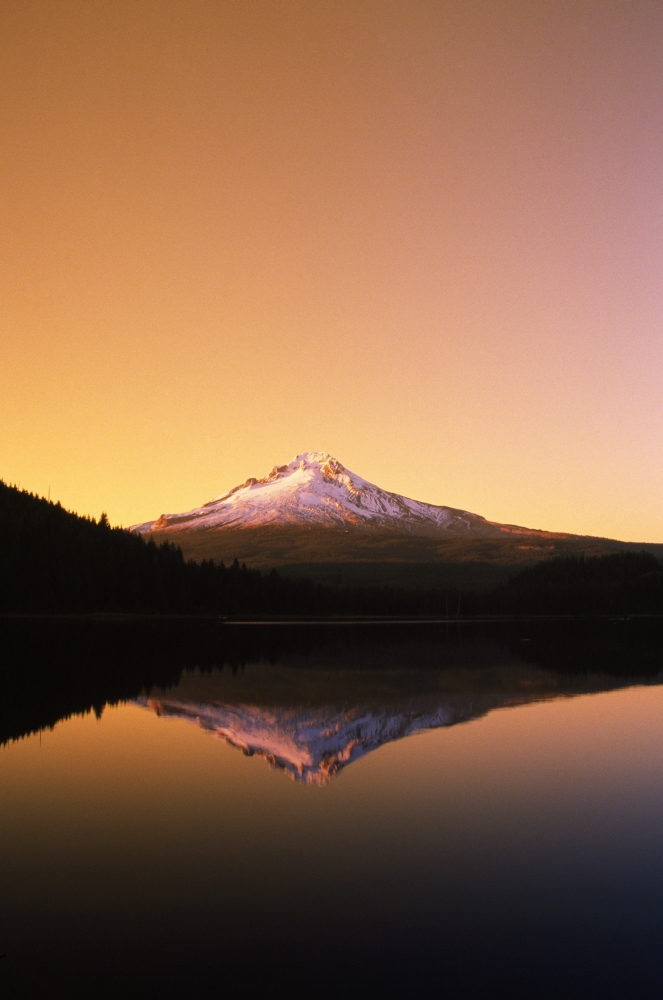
<box><xmin>131</xmin><ymin>451</ymin><xmax>543</xmax><ymax>538</ymax></box>
<box><xmin>211</xmin><ymin>452</ymin><xmax>351</xmax><ymax>504</ymax></box>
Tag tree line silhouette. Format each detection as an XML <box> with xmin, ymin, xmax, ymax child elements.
<box><xmin>1</xmin><ymin>480</ymin><xmax>661</xmax><ymax>616</ymax></box>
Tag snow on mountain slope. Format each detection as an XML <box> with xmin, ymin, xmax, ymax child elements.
<box><xmin>131</xmin><ymin>451</ymin><xmax>547</xmax><ymax>538</ymax></box>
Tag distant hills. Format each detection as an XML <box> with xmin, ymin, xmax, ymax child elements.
<box><xmin>131</xmin><ymin>452</ymin><xmax>663</xmax><ymax>588</ymax></box>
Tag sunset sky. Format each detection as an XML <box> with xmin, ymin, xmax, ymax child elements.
<box><xmin>2</xmin><ymin>0</ymin><xmax>662</xmax><ymax>541</ymax></box>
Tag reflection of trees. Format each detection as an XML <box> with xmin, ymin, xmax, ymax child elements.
<box><xmin>1</xmin><ymin>617</ymin><xmax>660</xmax><ymax>749</ymax></box>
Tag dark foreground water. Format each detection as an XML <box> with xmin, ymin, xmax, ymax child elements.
<box><xmin>1</xmin><ymin>618</ymin><xmax>663</xmax><ymax>998</ymax></box>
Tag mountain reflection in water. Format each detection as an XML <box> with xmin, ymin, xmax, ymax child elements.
<box><xmin>2</xmin><ymin>618</ymin><xmax>663</xmax><ymax>998</ymax></box>
<box><xmin>138</xmin><ymin>656</ymin><xmax>654</xmax><ymax>784</ymax></box>
<box><xmin>1</xmin><ymin>617</ymin><xmax>662</xmax><ymax>753</ymax></box>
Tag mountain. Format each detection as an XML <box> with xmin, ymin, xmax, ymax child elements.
<box><xmin>130</xmin><ymin>452</ymin><xmax>656</xmax><ymax>587</ymax></box>
<box><xmin>132</xmin><ymin>451</ymin><xmax>565</xmax><ymax>539</ymax></box>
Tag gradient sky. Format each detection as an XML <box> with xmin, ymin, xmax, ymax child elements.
<box><xmin>2</xmin><ymin>0</ymin><xmax>662</xmax><ymax>540</ymax></box>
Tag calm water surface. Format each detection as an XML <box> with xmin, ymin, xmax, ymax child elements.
<box><xmin>1</xmin><ymin>620</ymin><xmax>663</xmax><ymax>997</ymax></box>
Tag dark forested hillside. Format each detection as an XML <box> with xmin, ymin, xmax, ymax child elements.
<box><xmin>0</xmin><ymin>481</ymin><xmax>209</xmax><ymax>613</ymax></box>
<box><xmin>0</xmin><ymin>481</ymin><xmax>429</xmax><ymax>615</ymax></box>
<box><xmin>491</xmin><ymin>551</ymin><xmax>663</xmax><ymax>616</ymax></box>
<box><xmin>0</xmin><ymin>481</ymin><xmax>313</xmax><ymax>614</ymax></box>
<box><xmin>1</xmin><ymin>481</ymin><xmax>661</xmax><ymax>617</ymax></box>
<box><xmin>146</xmin><ymin>521</ymin><xmax>663</xmax><ymax>591</ymax></box>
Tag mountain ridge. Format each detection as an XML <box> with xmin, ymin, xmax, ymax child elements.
<box><xmin>131</xmin><ymin>451</ymin><xmax>572</xmax><ymax>541</ymax></box>
<box><xmin>129</xmin><ymin>451</ymin><xmax>657</xmax><ymax>585</ymax></box>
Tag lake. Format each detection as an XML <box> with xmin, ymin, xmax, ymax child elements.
<box><xmin>1</xmin><ymin>618</ymin><xmax>663</xmax><ymax>997</ymax></box>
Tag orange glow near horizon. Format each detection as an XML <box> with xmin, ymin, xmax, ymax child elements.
<box><xmin>1</xmin><ymin>1</ymin><xmax>662</xmax><ymax>540</ymax></box>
